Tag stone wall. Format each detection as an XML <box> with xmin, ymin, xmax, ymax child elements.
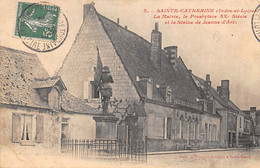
<box><xmin>61</xmin><ymin>113</ymin><xmax>96</xmax><ymax>140</ymax></box>
<box><xmin>0</xmin><ymin>105</ymin><xmax>61</xmax><ymax>155</ymax></box>
<box><xmin>218</xmin><ymin>110</ymin><xmax>228</xmax><ymax>147</ymax></box>
<box><xmin>144</xmin><ymin>101</ymin><xmax>221</xmax><ymax>151</ymax></box>
<box><xmin>201</xmin><ymin>114</ymin><xmax>221</xmax><ymax>143</ymax></box>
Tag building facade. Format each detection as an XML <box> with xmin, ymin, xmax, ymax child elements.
<box><xmin>0</xmin><ymin>46</ymin><xmax>101</xmax><ymax>154</ymax></box>
<box><xmin>58</xmin><ymin>3</ymin><xmax>226</xmax><ymax>152</ymax></box>
<box><xmin>191</xmin><ymin>74</ymin><xmax>255</xmax><ymax>148</ymax></box>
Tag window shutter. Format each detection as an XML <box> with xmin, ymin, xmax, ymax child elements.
<box><xmin>12</xmin><ymin>113</ymin><xmax>21</xmax><ymax>143</ymax></box>
<box><xmin>36</xmin><ymin>115</ymin><xmax>44</xmax><ymax>143</ymax></box>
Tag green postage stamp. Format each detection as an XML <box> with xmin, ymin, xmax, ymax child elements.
<box><xmin>15</xmin><ymin>2</ymin><xmax>60</xmax><ymax>40</ymax></box>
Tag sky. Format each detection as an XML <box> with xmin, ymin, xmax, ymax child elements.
<box><xmin>0</xmin><ymin>0</ymin><xmax>259</xmax><ymax>110</ymax></box>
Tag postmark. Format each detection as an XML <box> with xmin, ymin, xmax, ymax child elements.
<box><xmin>252</xmin><ymin>4</ymin><xmax>260</xmax><ymax>42</ymax></box>
<box><xmin>15</xmin><ymin>1</ymin><xmax>69</xmax><ymax>52</ymax></box>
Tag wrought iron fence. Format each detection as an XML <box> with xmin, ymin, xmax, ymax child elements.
<box><xmin>61</xmin><ymin>138</ymin><xmax>147</xmax><ymax>162</ymax></box>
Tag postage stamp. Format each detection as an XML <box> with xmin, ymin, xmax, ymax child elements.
<box><xmin>252</xmin><ymin>4</ymin><xmax>260</xmax><ymax>42</ymax></box>
<box><xmin>15</xmin><ymin>2</ymin><xmax>60</xmax><ymax>40</ymax></box>
<box><xmin>14</xmin><ymin>1</ymin><xmax>69</xmax><ymax>52</ymax></box>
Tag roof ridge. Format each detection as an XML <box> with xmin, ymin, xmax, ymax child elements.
<box><xmin>97</xmin><ymin>14</ymin><xmax>152</xmax><ymax>47</ymax></box>
<box><xmin>95</xmin><ymin>9</ymin><xmax>143</xmax><ymax>98</ymax></box>
<box><xmin>35</xmin><ymin>76</ymin><xmax>61</xmax><ymax>81</ymax></box>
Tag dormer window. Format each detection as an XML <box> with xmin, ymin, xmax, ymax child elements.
<box><xmin>137</xmin><ymin>76</ymin><xmax>153</xmax><ymax>99</ymax></box>
<box><xmin>158</xmin><ymin>84</ymin><xmax>172</xmax><ymax>103</ymax></box>
<box><xmin>33</xmin><ymin>76</ymin><xmax>67</xmax><ymax>110</ymax></box>
<box><xmin>147</xmin><ymin>78</ymin><xmax>153</xmax><ymax>99</ymax></box>
<box><xmin>166</xmin><ymin>87</ymin><xmax>172</xmax><ymax>103</ymax></box>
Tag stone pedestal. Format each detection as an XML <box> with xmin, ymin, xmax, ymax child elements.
<box><xmin>93</xmin><ymin>115</ymin><xmax>119</xmax><ymax>140</ymax></box>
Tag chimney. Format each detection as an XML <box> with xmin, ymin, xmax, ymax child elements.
<box><xmin>221</xmin><ymin>80</ymin><xmax>230</xmax><ymax>101</ymax></box>
<box><xmin>206</xmin><ymin>74</ymin><xmax>210</xmax><ymax>81</ymax></box>
<box><xmin>150</xmin><ymin>22</ymin><xmax>162</xmax><ymax>69</ymax></box>
<box><xmin>117</xmin><ymin>18</ymin><xmax>120</xmax><ymax>25</ymax></box>
<box><xmin>250</xmin><ymin>107</ymin><xmax>256</xmax><ymax>112</ymax></box>
<box><xmin>125</xmin><ymin>25</ymin><xmax>127</xmax><ymax>29</ymax></box>
<box><xmin>164</xmin><ymin>46</ymin><xmax>178</xmax><ymax>71</ymax></box>
<box><xmin>188</xmin><ymin>69</ymin><xmax>192</xmax><ymax>73</ymax></box>
<box><xmin>217</xmin><ymin>86</ymin><xmax>222</xmax><ymax>95</ymax></box>
<box><xmin>83</xmin><ymin>2</ymin><xmax>95</xmax><ymax>21</ymax></box>
<box><xmin>204</xmin><ymin>74</ymin><xmax>211</xmax><ymax>97</ymax></box>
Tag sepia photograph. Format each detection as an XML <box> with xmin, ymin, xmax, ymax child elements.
<box><xmin>0</xmin><ymin>0</ymin><xmax>260</xmax><ymax>167</ymax></box>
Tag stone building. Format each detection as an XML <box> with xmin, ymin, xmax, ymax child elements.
<box><xmin>58</xmin><ymin>3</ymin><xmax>224</xmax><ymax>151</ymax></box>
<box><xmin>243</xmin><ymin>107</ymin><xmax>260</xmax><ymax>146</ymax></box>
<box><xmin>191</xmin><ymin>74</ymin><xmax>255</xmax><ymax>148</ymax></box>
<box><xmin>0</xmin><ymin>46</ymin><xmax>101</xmax><ymax>154</ymax></box>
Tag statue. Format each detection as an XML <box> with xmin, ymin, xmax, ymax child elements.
<box><xmin>94</xmin><ymin>47</ymin><xmax>114</xmax><ymax>114</ymax></box>
<box><xmin>99</xmin><ymin>66</ymin><xmax>114</xmax><ymax>114</ymax></box>
<box><xmin>93</xmin><ymin>48</ymin><xmax>119</xmax><ymax>140</ymax></box>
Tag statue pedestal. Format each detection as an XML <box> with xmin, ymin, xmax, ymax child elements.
<box><xmin>93</xmin><ymin>115</ymin><xmax>119</xmax><ymax>140</ymax></box>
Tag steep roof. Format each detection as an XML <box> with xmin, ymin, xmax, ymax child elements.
<box><xmin>0</xmin><ymin>46</ymin><xmax>50</xmax><ymax>109</ymax></box>
<box><xmin>95</xmin><ymin>8</ymin><xmax>203</xmax><ymax>103</ymax></box>
<box><xmin>0</xmin><ymin>46</ymin><xmax>98</xmax><ymax>114</ymax></box>
<box><xmin>191</xmin><ymin>74</ymin><xmax>241</xmax><ymax>113</ymax></box>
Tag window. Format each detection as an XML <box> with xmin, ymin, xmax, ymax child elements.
<box><xmin>193</xmin><ymin>122</ymin><xmax>196</xmax><ymax>140</ymax></box>
<box><xmin>240</xmin><ymin>117</ymin><xmax>241</xmax><ymax>128</ymax></box>
<box><xmin>166</xmin><ymin>90</ymin><xmax>172</xmax><ymax>103</ymax></box>
<box><xmin>187</xmin><ymin>120</ymin><xmax>192</xmax><ymax>140</ymax></box>
<box><xmin>195</xmin><ymin>122</ymin><xmax>199</xmax><ymax>139</ymax></box>
<box><xmin>167</xmin><ymin>118</ymin><xmax>172</xmax><ymax>139</ymax></box>
<box><xmin>180</xmin><ymin>117</ymin><xmax>184</xmax><ymax>139</ymax></box>
<box><xmin>215</xmin><ymin>125</ymin><xmax>217</xmax><ymax>141</ymax></box>
<box><xmin>209</xmin><ymin>124</ymin><xmax>211</xmax><ymax>141</ymax></box>
<box><xmin>205</xmin><ymin>123</ymin><xmax>208</xmax><ymax>141</ymax></box>
<box><xmin>21</xmin><ymin>115</ymin><xmax>32</xmax><ymax>141</ymax></box>
<box><xmin>90</xmin><ymin>81</ymin><xmax>99</xmax><ymax>98</ymax></box>
<box><xmin>12</xmin><ymin>113</ymin><xmax>44</xmax><ymax>144</ymax></box>
<box><xmin>213</xmin><ymin>125</ymin><xmax>216</xmax><ymax>141</ymax></box>
<box><xmin>84</xmin><ymin>80</ymin><xmax>100</xmax><ymax>99</ymax></box>
<box><xmin>147</xmin><ymin>79</ymin><xmax>153</xmax><ymax>99</ymax></box>
<box><xmin>207</xmin><ymin>102</ymin><xmax>214</xmax><ymax>113</ymax></box>
<box><xmin>61</xmin><ymin>117</ymin><xmax>70</xmax><ymax>140</ymax></box>
<box><xmin>163</xmin><ymin>117</ymin><xmax>172</xmax><ymax>139</ymax></box>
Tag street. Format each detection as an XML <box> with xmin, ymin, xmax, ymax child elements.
<box><xmin>148</xmin><ymin>148</ymin><xmax>260</xmax><ymax>168</ymax></box>
<box><xmin>1</xmin><ymin>144</ymin><xmax>260</xmax><ymax>168</ymax></box>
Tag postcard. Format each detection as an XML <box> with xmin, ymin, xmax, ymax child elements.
<box><xmin>0</xmin><ymin>0</ymin><xmax>259</xmax><ymax>168</ymax></box>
